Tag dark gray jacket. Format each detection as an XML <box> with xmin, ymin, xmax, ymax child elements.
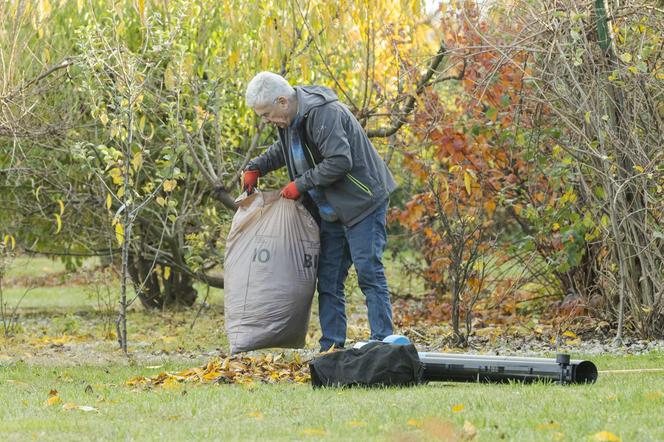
<box><xmin>247</xmin><ymin>86</ymin><xmax>396</xmax><ymax>227</ymax></box>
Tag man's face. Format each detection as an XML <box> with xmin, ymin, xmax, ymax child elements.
<box><xmin>254</xmin><ymin>96</ymin><xmax>291</xmax><ymax>128</ymax></box>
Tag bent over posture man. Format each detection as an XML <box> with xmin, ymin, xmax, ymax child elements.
<box><xmin>244</xmin><ymin>71</ymin><xmax>396</xmax><ymax>351</ymax></box>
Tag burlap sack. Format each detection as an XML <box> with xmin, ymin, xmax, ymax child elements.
<box><xmin>224</xmin><ymin>190</ymin><xmax>319</xmax><ymax>354</ymax></box>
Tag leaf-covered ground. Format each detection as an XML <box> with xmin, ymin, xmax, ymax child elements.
<box><xmin>1</xmin><ymin>256</ymin><xmax>663</xmax><ymax>441</ymax></box>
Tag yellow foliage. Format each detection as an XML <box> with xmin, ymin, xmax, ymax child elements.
<box><xmin>163</xmin><ymin>179</ymin><xmax>177</xmax><ymax>192</ymax></box>
<box><xmin>115</xmin><ymin>223</ymin><xmax>125</xmax><ymax>246</ymax></box>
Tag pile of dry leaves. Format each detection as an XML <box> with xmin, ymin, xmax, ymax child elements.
<box><xmin>126</xmin><ymin>353</ymin><xmax>311</xmax><ymax>388</ymax></box>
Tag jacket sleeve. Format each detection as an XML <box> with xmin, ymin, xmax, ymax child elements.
<box><xmin>294</xmin><ymin>105</ymin><xmax>352</xmax><ymax>192</ymax></box>
<box><xmin>245</xmin><ymin>139</ymin><xmax>286</xmax><ymax>176</ymax></box>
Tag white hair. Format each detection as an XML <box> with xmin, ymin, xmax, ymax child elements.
<box><xmin>245</xmin><ymin>71</ymin><xmax>295</xmax><ymax>109</ymax></box>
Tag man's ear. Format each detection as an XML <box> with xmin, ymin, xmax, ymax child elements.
<box><xmin>276</xmin><ymin>96</ymin><xmax>288</xmax><ymax>108</ymax></box>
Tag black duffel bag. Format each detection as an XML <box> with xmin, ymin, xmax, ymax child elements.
<box><xmin>309</xmin><ymin>342</ymin><xmax>424</xmax><ymax>388</ymax></box>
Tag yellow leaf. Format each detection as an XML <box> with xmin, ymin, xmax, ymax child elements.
<box><xmin>115</xmin><ymin>223</ymin><xmax>125</xmax><ymax>246</ymax></box>
<box><xmin>633</xmin><ymin>165</ymin><xmax>644</xmax><ymax>173</ymax></box>
<box><xmin>54</xmin><ymin>214</ymin><xmax>62</xmax><ymax>234</ymax></box>
<box><xmin>464</xmin><ymin>171</ymin><xmax>472</xmax><ymax>195</ymax></box>
<box><xmin>99</xmin><ymin>113</ymin><xmax>109</xmax><ymax>126</ymax></box>
<box><xmin>163</xmin><ymin>179</ymin><xmax>177</xmax><ymax>192</ymax></box>
<box><xmin>131</xmin><ymin>152</ymin><xmax>143</xmax><ymax>172</ymax></box>
<box><xmin>247</xmin><ymin>411</ymin><xmax>263</xmax><ymax>419</ymax></box>
<box><xmin>109</xmin><ymin>167</ymin><xmax>123</xmax><ymax>185</ymax></box>
<box><xmin>57</xmin><ymin>199</ymin><xmax>64</xmax><ymax>215</ymax></box>
<box><xmin>592</xmin><ymin>431</ymin><xmax>621</xmax><ymax>441</ymax></box>
<box><xmin>452</xmin><ymin>404</ymin><xmax>465</xmax><ymax>413</ymax></box>
<box><xmin>644</xmin><ymin>391</ymin><xmax>663</xmax><ymax>400</ymax></box>
<box><xmin>202</xmin><ymin>371</ymin><xmax>222</xmax><ymax>381</ymax></box>
<box><xmin>563</xmin><ymin>330</ymin><xmax>577</xmax><ymax>338</ymax></box>
<box><xmin>407</xmin><ymin>418</ymin><xmax>422</xmax><ymax>427</ymax></box>
<box><xmin>584</xmin><ymin>111</ymin><xmax>591</xmax><ymax>124</ymax></box>
<box><xmin>301</xmin><ymin>428</ymin><xmax>326</xmax><ymax>436</ymax></box>
<box><xmin>536</xmin><ymin>421</ymin><xmax>560</xmax><ymax>430</ymax></box>
<box><xmin>162</xmin><ymin>377</ymin><xmax>180</xmax><ymax>390</ymax></box>
<box><xmin>552</xmin><ymin>223</ymin><xmax>560</xmax><ymax>232</ymax></box>
<box><xmin>137</xmin><ymin>0</ymin><xmax>145</xmax><ymax>20</ymax></box>
<box><xmin>62</xmin><ymin>402</ymin><xmax>78</xmax><ymax>410</ymax></box>
<box><xmin>163</xmin><ymin>266</ymin><xmax>171</xmax><ymax>280</ymax></box>
<box><xmin>45</xmin><ymin>396</ymin><xmax>62</xmax><ymax>406</ymax></box>
<box><xmin>3</xmin><ymin>234</ymin><xmax>15</xmax><ymax>250</ymax></box>
<box><xmin>484</xmin><ymin>199</ymin><xmax>496</xmax><ymax>217</ymax></box>
<box><xmin>156</xmin><ymin>196</ymin><xmax>166</xmax><ymax>206</ymax></box>
<box><xmin>106</xmin><ymin>194</ymin><xmax>112</xmax><ymax>210</ymax></box>
<box><xmin>35</xmin><ymin>185</ymin><xmax>42</xmax><ymax>202</ymax></box>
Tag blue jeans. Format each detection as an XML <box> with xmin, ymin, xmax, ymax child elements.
<box><xmin>317</xmin><ymin>200</ymin><xmax>393</xmax><ymax>351</ymax></box>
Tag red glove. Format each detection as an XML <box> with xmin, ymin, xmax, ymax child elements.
<box><xmin>243</xmin><ymin>169</ymin><xmax>260</xmax><ymax>192</ymax></box>
<box><xmin>280</xmin><ymin>181</ymin><xmax>301</xmax><ymax>200</ymax></box>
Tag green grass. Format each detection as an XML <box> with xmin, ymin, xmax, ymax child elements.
<box><xmin>1</xmin><ymin>354</ymin><xmax>663</xmax><ymax>441</ymax></box>
<box><xmin>1</xmin><ymin>255</ymin><xmax>663</xmax><ymax>440</ymax></box>
<box><xmin>2</xmin><ymin>255</ymin><xmax>71</xmax><ymax>279</ymax></box>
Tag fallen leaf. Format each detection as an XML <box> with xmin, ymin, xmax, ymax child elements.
<box><xmin>162</xmin><ymin>377</ymin><xmax>180</xmax><ymax>390</ymax></box>
<box><xmin>45</xmin><ymin>396</ymin><xmax>62</xmax><ymax>406</ymax></box>
<box><xmin>247</xmin><ymin>411</ymin><xmax>263</xmax><ymax>420</ymax></box>
<box><xmin>62</xmin><ymin>402</ymin><xmax>78</xmax><ymax>410</ymax></box>
<box><xmin>422</xmin><ymin>418</ymin><xmax>458</xmax><ymax>441</ymax></box>
<box><xmin>644</xmin><ymin>391</ymin><xmax>663</xmax><ymax>400</ymax></box>
<box><xmin>592</xmin><ymin>431</ymin><xmax>621</xmax><ymax>441</ymax></box>
<box><xmin>48</xmin><ymin>389</ymin><xmax>58</xmax><ymax>396</ymax></box>
<box><xmin>536</xmin><ymin>421</ymin><xmax>560</xmax><ymax>430</ymax></box>
<box><xmin>462</xmin><ymin>420</ymin><xmax>477</xmax><ymax>439</ymax></box>
<box><xmin>452</xmin><ymin>404</ymin><xmax>465</xmax><ymax>413</ymax></box>
<box><xmin>301</xmin><ymin>428</ymin><xmax>326</xmax><ymax>436</ymax></box>
<box><xmin>407</xmin><ymin>418</ymin><xmax>422</xmax><ymax>427</ymax></box>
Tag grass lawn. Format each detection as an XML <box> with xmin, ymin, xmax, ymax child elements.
<box><xmin>1</xmin><ymin>255</ymin><xmax>663</xmax><ymax>441</ymax></box>
<box><xmin>1</xmin><ymin>354</ymin><xmax>663</xmax><ymax>441</ymax></box>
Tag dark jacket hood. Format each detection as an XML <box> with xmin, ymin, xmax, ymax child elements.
<box><xmin>295</xmin><ymin>86</ymin><xmax>339</xmax><ymax>118</ymax></box>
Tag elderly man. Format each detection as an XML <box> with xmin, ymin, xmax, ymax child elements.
<box><xmin>243</xmin><ymin>71</ymin><xmax>396</xmax><ymax>351</ymax></box>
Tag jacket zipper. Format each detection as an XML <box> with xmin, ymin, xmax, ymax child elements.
<box><xmin>304</xmin><ymin>145</ymin><xmax>373</xmax><ymax>197</ymax></box>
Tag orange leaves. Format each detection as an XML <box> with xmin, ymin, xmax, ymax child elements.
<box><xmin>126</xmin><ymin>353</ymin><xmax>310</xmax><ymax>389</ymax></box>
<box><xmin>399</xmin><ymin>199</ymin><xmax>426</xmax><ymax>230</ymax></box>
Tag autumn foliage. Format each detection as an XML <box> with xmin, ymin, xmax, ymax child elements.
<box><xmin>393</xmin><ymin>2</ymin><xmax>579</xmax><ymax>339</ymax></box>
